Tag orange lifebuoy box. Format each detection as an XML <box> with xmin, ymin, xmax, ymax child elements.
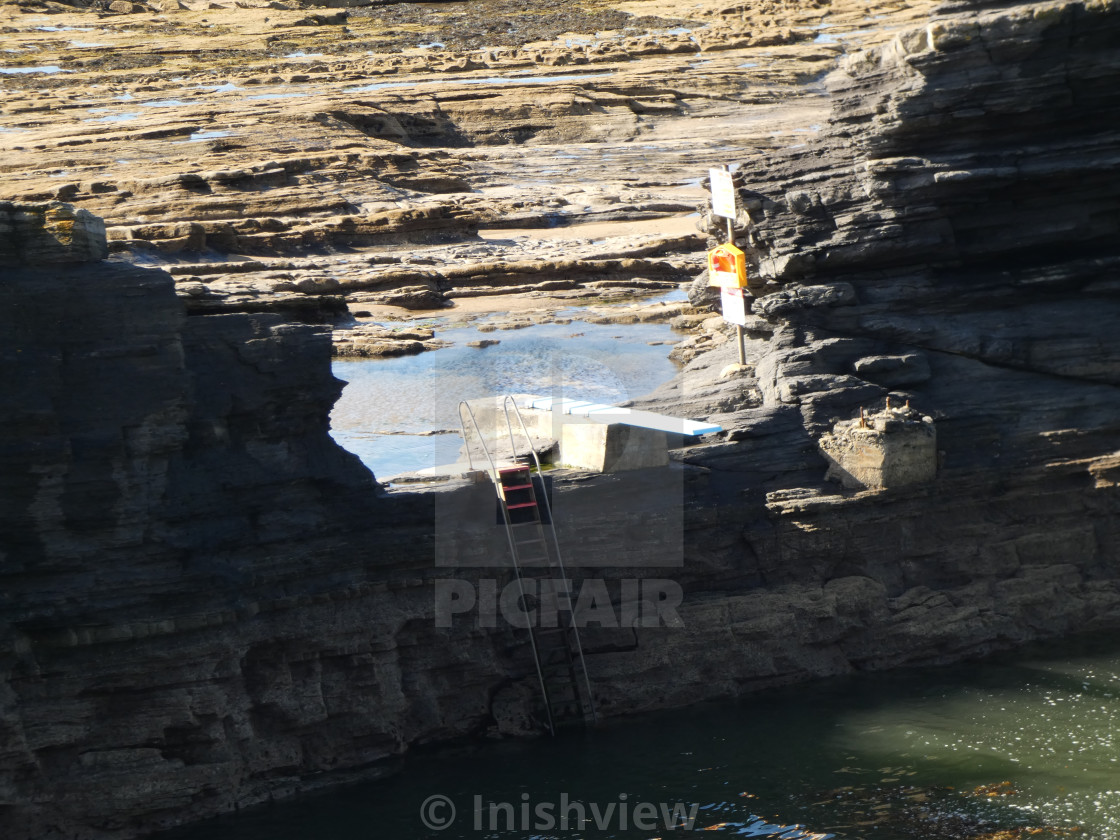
<box><xmin>707</xmin><ymin>243</ymin><xmax>748</xmax><ymax>288</ymax></box>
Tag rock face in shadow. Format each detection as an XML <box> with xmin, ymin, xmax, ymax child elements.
<box><xmin>5</xmin><ymin>1</ymin><xmax>1120</xmax><ymax>838</ymax></box>
<box><xmin>0</xmin><ymin>202</ymin><xmax>108</xmax><ymax>265</ymax></box>
<box><xmin>1</xmin><ymin>207</ymin><xmax>372</xmax><ymax>590</ymax></box>
<box><xmin>0</xmin><ymin>203</ymin><xmax>402</xmax><ymax>837</ymax></box>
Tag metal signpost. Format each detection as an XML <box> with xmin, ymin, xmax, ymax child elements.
<box><xmin>708</xmin><ymin>166</ymin><xmax>747</xmax><ymax>366</ymax></box>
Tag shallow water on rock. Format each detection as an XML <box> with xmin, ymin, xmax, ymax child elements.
<box><xmin>186</xmin><ymin>130</ymin><xmax>234</xmax><ymax>141</ymax></box>
<box><xmin>161</xmin><ymin>632</ymin><xmax>1120</xmax><ymax>839</ymax></box>
<box><xmin>139</xmin><ymin>99</ymin><xmax>197</xmax><ymax>108</ymax></box>
<box><xmin>245</xmin><ymin>92</ymin><xmax>311</xmax><ymax>100</ymax></box>
<box><xmin>0</xmin><ymin>65</ymin><xmax>68</xmax><ymax>74</ymax></box>
<box><xmin>84</xmin><ymin>112</ymin><xmax>141</xmax><ymax>123</ymax></box>
<box><xmin>342</xmin><ymin>72</ymin><xmax>615</xmax><ymax>94</ymax></box>
<box><xmin>330</xmin><ymin>314</ymin><xmax>680</xmax><ymax>479</ymax></box>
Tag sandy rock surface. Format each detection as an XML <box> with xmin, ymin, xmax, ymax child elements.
<box><xmin>1</xmin><ymin>0</ymin><xmax>936</xmax><ymax>344</ymax></box>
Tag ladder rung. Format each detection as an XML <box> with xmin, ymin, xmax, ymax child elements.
<box><xmin>506</xmin><ymin>502</ymin><xmax>538</xmax><ymax>510</ymax></box>
<box><xmin>516</xmin><ymin>538</ymin><xmax>545</xmax><ymax>546</ymax></box>
<box><xmin>498</xmin><ymin>466</ymin><xmax>529</xmax><ymax>474</ymax></box>
<box><xmin>501</xmin><ymin>483</ymin><xmax>534</xmax><ymax>491</ymax></box>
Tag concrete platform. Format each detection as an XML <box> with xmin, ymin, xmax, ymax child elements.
<box><xmin>524</xmin><ymin>396</ymin><xmax>723</xmax><ymax>437</ymax></box>
<box><xmin>387</xmin><ymin>394</ymin><xmax>722</xmax><ymax>482</ymax></box>
<box><xmin>519</xmin><ymin>394</ymin><xmax>721</xmax><ymax>473</ymax></box>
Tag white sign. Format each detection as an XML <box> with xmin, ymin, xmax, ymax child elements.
<box><xmin>720</xmin><ymin>286</ymin><xmax>748</xmax><ymax>326</ymax></box>
<box><xmin>709</xmin><ymin>167</ymin><xmax>737</xmax><ymax>219</ymax></box>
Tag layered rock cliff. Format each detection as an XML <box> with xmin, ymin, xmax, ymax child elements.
<box><xmin>662</xmin><ymin>0</ymin><xmax>1120</xmax><ymax>458</ymax></box>
<box><xmin>0</xmin><ymin>202</ymin><xmax>392</xmax><ymax>837</ymax></box>
<box><xmin>4</xmin><ymin>0</ymin><xmax>1120</xmax><ymax>838</ymax></box>
<box><xmin>627</xmin><ymin>0</ymin><xmax>1120</xmax><ymax>701</ymax></box>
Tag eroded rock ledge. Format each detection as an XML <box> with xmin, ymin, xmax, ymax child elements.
<box><xmin>4</xmin><ymin>1</ymin><xmax>1120</xmax><ymax>839</ymax></box>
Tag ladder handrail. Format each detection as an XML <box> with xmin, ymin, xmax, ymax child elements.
<box><xmin>457</xmin><ymin>400</ymin><xmax>557</xmax><ymax>735</ymax></box>
<box><xmin>457</xmin><ymin>400</ymin><xmax>492</xmax><ymax>475</ymax></box>
<box><xmin>501</xmin><ymin>395</ymin><xmax>598</xmax><ymax>726</ymax></box>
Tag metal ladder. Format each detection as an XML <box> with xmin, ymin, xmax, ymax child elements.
<box><xmin>458</xmin><ymin>396</ymin><xmax>598</xmax><ymax>736</ymax></box>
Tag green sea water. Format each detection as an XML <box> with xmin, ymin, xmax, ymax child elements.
<box><xmin>160</xmin><ymin>631</ymin><xmax>1120</xmax><ymax>839</ymax></box>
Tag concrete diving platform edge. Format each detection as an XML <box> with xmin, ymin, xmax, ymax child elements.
<box><xmin>524</xmin><ymin>396</ymin><xmax>723</xmax><ymax>437</ymax></box>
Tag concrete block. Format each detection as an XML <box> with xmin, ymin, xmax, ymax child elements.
<box><xmin>560</xmin><ymin>421</ymin><xmax>669</xmax><ymax>473</ymax></box>
<box><xmin>819</xmin><ymin>405</ymin><xmax>936</xmax><ymax>489</ymax></box>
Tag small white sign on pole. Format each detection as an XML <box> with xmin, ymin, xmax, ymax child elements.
<box><xmin>720</xmin><ymin>286</ymin><xmax>748</xmax><ymax>327</ymax></box>
<box><xmin>709</xmin><ymin>167</ymin><xmax>737</xmax><ymax>220</ymax></box>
